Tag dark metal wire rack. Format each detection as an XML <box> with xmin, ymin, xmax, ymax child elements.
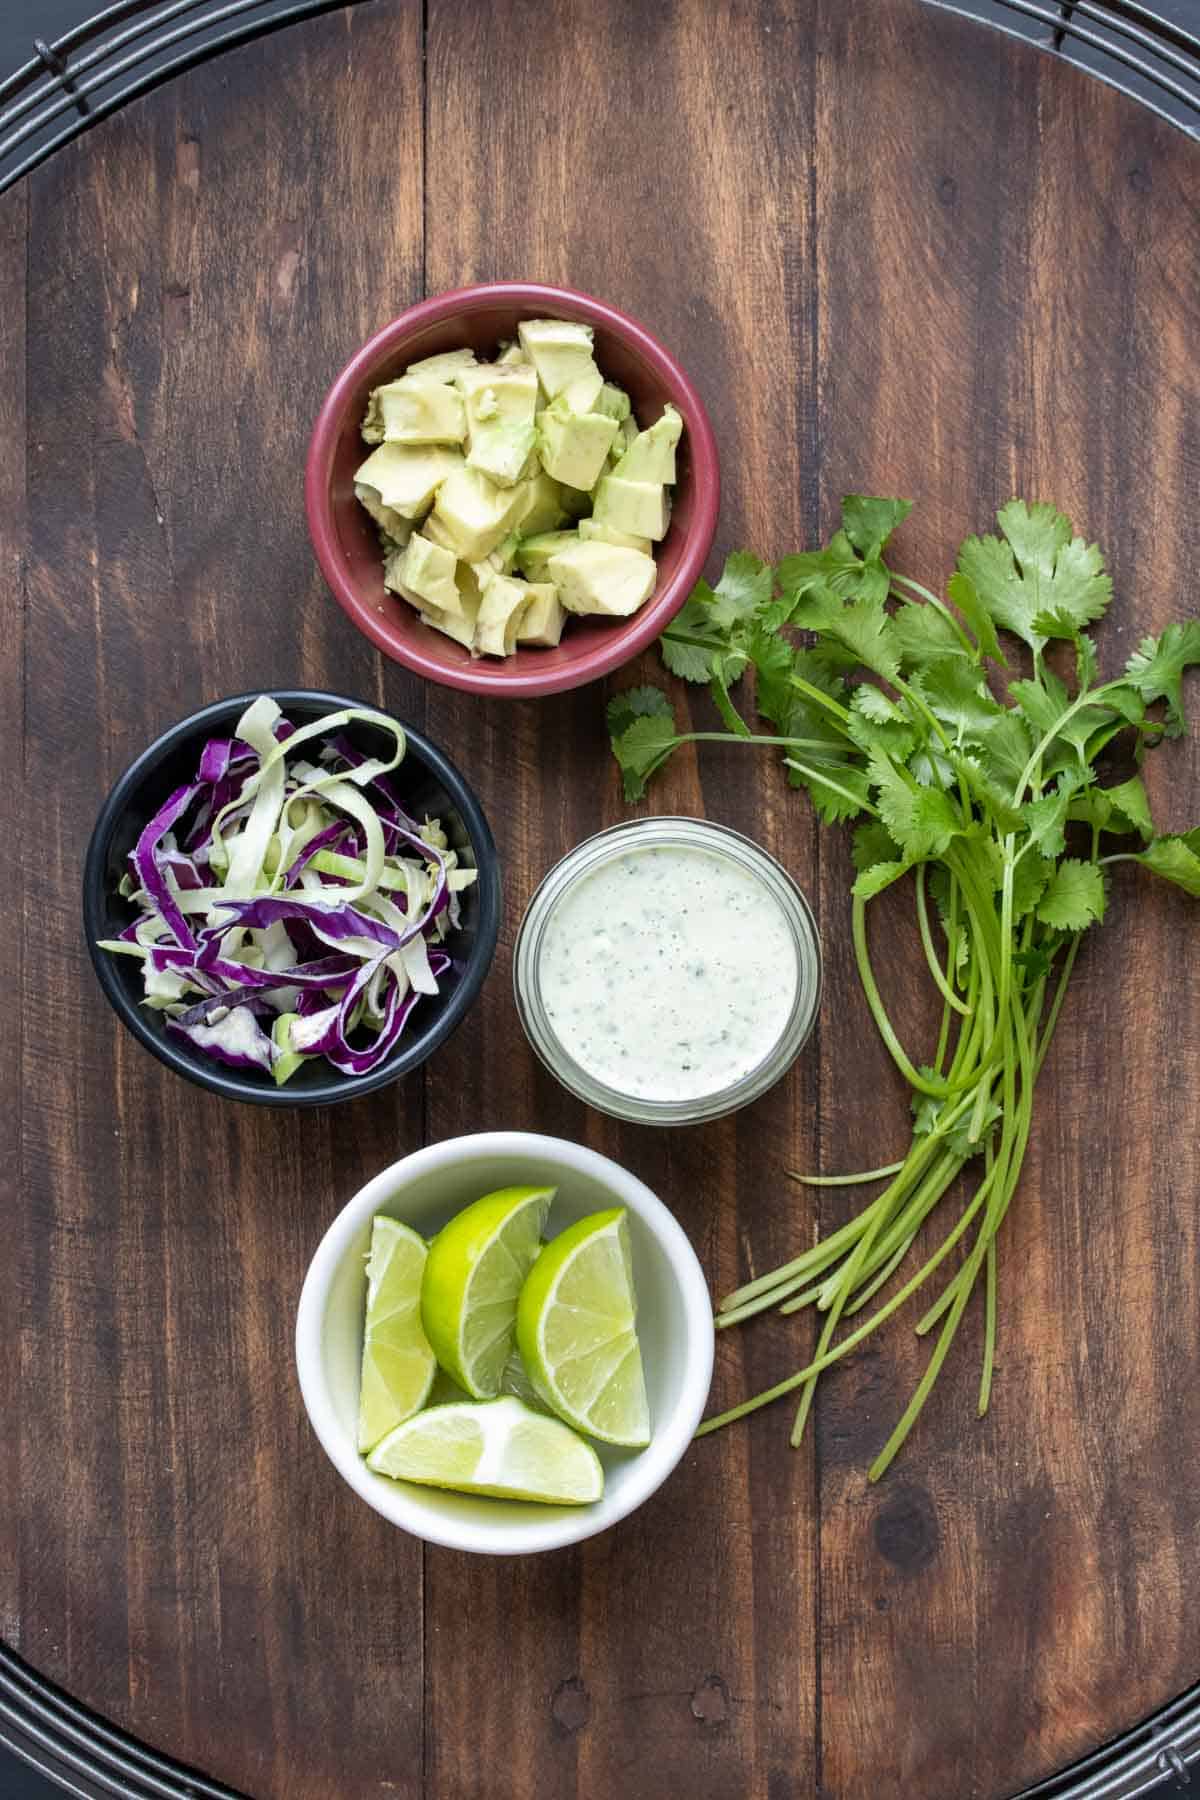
<box><xmin>0</xmin><ymin>0</ymin><xmax>1198</xmax><ymax>1796</ymax></box>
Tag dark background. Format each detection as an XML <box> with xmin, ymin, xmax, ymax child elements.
<box><xmin>2</xmin><ymin>0</ymin><xmax>1198</xmax><ymax>1797</ymax></box>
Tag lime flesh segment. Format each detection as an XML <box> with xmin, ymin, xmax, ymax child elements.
<box><xmin>357</xmin><ymin>1217</ymin><xmax>437</xmax><ymax>1453</ymax></box>
<box><xmin>366</xmin><ymin>1395</ymin><xmax>603</xmax><ymax>1505</ymax></box>
<box><xmin>420</xmin><ymin>1185</ymin><xmax>555</xmax><ymax>1399</ymax></box>
<box><xmin>516</xmin><ymin>1207</ymin><xmax>651</xmax><ymax>1448</ymax></box>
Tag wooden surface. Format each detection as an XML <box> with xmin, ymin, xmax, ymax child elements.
<box><xmin>2</xmin><ymin>2</ymin><xmax>1199</xmax><ymax>1796</ymax></box>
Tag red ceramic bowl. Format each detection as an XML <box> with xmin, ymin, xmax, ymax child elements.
<box><xmin>305</xmin><ymin>282</ymin><xmax>720</xmax><ymax>699</ymax></box>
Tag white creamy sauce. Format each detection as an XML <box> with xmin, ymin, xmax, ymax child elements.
<box><xmin>539</xmin><ymin>844</ymin><xmax>799</xmax><ymax>1103</ymax></box>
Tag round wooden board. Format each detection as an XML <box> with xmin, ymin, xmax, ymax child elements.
<box><xmin>2</xmin><ymin>3</ymin><xmax>1198</xmax><ymax>1797</ymax></box>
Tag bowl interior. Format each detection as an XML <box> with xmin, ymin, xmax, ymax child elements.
<box><xmin>304</xmin><ymin>1140</ymin><xmax>711</xmax><ymax>1553</ymax></box>
<box><xmin>323</xmin><ymin>297</ymin><xmax>704</xmax><ymax>682</ymax></box>
<box><xmin>85</xmin><ymin>694</ymin><xmax>497</xmax><ymax>1104</ymax></box>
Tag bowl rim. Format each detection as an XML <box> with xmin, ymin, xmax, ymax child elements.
<box><xmin>304</xmin><ymin>280</ymin><xmax>721</xmax><ymax>699</ymax></box>
<box><xmin>81</xmin><ymin>688</ymin><xmax>502</xmax><ymax>1108</ymax></box>
<box><xmin>294</xmin><ymin>1131</ymin><xmax>716</xmax><ymax>1555</ymax></box>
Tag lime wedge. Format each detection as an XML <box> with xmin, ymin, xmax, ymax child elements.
<box><xmin>516</xmin><ymin>1207</ymin><xmax>651</xmax><ymax>1448</ymax></box>
<box><xmin>357</xmin><ymin>1216</ymin><xmax>437</xmax><ymax>1453</ymax></box>
<box><xmin>420</xmin><ymin>1185</ymin><xmax>554</xmax><ymax>1398</ymax></box>
<box><xmin>366</xmin><ymin>1396</ymin><xmax>603</xmax><ymax>1505</ymax></box>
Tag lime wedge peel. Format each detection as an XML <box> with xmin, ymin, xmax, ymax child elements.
<box><xmin>420</xmin><ymin>1185</ymin><xmax>555</xmax><ymax>1398</ymax></box>
<box><xmin>366</xmin><ymin>1395</ymin><xmax>604</xmax><ymax>1506</ymax></box>
<box><xmin>516</xmin><ymin>1207</ymin><xmax>651</xmax><ymax>1448</ymax></box>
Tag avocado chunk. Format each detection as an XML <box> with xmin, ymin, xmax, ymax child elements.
<box><xmin>355</xmin><ymin>443</ymin><xmax>463</xmax><ymax>519</ymax></box>
<box><xmin>456</xmin><ymin>362</ymin><xmax>539</xmax><ymax>434</ymax></box>
<box><xmin>354</xmin><ymin>481</ymin><xmax>412</xmax><ymax>545</ymax></box>
<box><xmin>385</xmin><ymin>533</ymin><xmax>464</xmax><ymax>616</ymax></box>
<box><xmin>429</xmin><ymin>465</ymin><xmax>527</xmax><ymax>560</ymax></box>
<box><xmin>516</xmin><ymin>528</ymin><xmax>579</xmax><ymax>582</ymax></box>
<box><xmin>536</xmin><ymin>396</ymin><xmax>619</xmax><ymax>490</ymax></box>
<box><xmin>561</xmin><ymin>365</ymin><xmax>605</xmax><ymax>414</ymax></box>
<box><xmin>475</xmin><ymin>573</ymin><xmax>535</xmax><ymax>657</ymax></box>
<box><xmin>495</xmin><ymin>341</ymin><xmax>528</xmax><ymax>367</ymax></box>
<box><xmin>514</xmin><ymin>469</ymin><xmax>566</xmax><ymax>535</ymax></box>
<box><xmin>592</xmin><ymin>473</ymin><xmax>669</xmax><ymax>540</ymax></box>
<box><xmin>611</xmin><ymin>403</ymin><xmax>683</xmax><ymax>484</ymax></box>
<box><xmin>418</xmin><ymin>510</ymin><xmax>460</xmax><ymax>554</ymax></box>
<box><xmin>363</xmin><ymin>376</ymin><xmax>466</xmax><ymax>445</ymax></box>
<box><xmin>547</xmin><ymin>540</ymin><xmax>657</xmax><ymax>617</ymax></box>
<box><xmin>482</xmin><ymin>529</ymin><xmax>521</xmax><ymax>577</ymax></box>
<box><xmin>467</xmin><ymin>419</ymin><xmax>539</xmax><ymax>488</ymax></box>
<box><xmin>517</xmin><ymin>318</ymin><xmax>599</xmax><ymax>400</ymax></box>
<box><xmin>405</xmin><ymin>347</ymin><xmax>478</xmax><ymax>385</ymax></box>
<box><xmin>516</xmin><ymin>582</ymin><xmax>566</xmax><ymax>648</ymax></box>
<box><xmin>578</xmin><ymin>516</ymin><xmax>652</xmax><ymax>553</ymax></box>
<box><xmin>594</xmin><ymin>383</ymin><xmax>632</xmax><ymax>423</ymax></box>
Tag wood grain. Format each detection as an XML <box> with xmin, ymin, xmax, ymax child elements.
<box><xmin>0</xmin><ymin>1</ymin><xmax>1198</xmax><ymax>1797</ymax></box>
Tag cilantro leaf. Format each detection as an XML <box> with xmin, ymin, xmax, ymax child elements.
<box><xmin>790</xmin><ymin>586</ymin><xmax>901</xmax><ymax>683</ymax></box>
<box><xmin>894</xmin><ymin>601</ymin><xmax>972</xmax><ymax>669</ymax></box>
<box><xmin>852</xmin><ymin>859</ymin><xmax>911</xmax><ymax>899</ymax></box>
<box><xmin>851</xmin><ymin>821</ymin><xmax>903</xmax><ymax>874</ymax></box>
<box><xmin>946</xmin><ymin>571</ymin><xmax>1005</xmax><ymax>664</ymax></box>
<box><xmin>710</xmin><ymin>654</ymin><xmax>752</xmax><ymax>739</ymax></box>
<box><xmin>708</xmin><ymin>551</ymin><xmax>774</xmax><ymax>631</ymax></box>
<box><xmin>1069</xmin><ymin>775</ymin><xmax>1155</xmax><ymax>841</ymax></box>
<box><xmin>1035</xmin><ymin>859</ymin><xmax>1107</xmax><ymax>930</ymax></box>
<box><xmin>1123</xmin><ymin>621</ymin><xmax>1200</xmax><ymax>736</ymax></box>
<box><xmin>840</xmin><ymin>495</ymin><xmax>912</xmax><ymax>560</ymax></box>
<box><xmin>917</xmin><ymin>657</ymin><xmax>1005</xmax><ymax>742</ymax></box>
<box><xmin>1021</xmin><ymin>780</ymin><xmax>1073</xmax><ymax>859</ymax></box>
<box><xmin>661</xmin><ymin>632</ymin><xmax>715</xmax><ymax>683</ymax></box>
<box><xmin>966</xmin><ymin>710</ymin><xmax>1034</xmax><ymax>792</ymax></box>
<box><xmin>607</xmin><ymin>685</ymin><xmax>675</xmax><ymax>740</ymax></box>
<box><xmin>1010</xmin><ymin>852</ymin><xmax>1053</xmax><ymax>920</ymax></box>
<box><xmin>785</xmin><ymin>757</ymin><xmax>872</xmax><ymax>824</ymax></box>
<box><xmin>957</xmin><ymin>500</ymin><xmax>1111</xmax><ymax>653</ymax></box>
<box><xmin>846</xmin><ymin>686</ymin><xmax>917</xmax><ymax>761</ymax></box>
<box><xmin>1132</xmin><ymin>829</ymin><xmax>1200</xmax><ymax>897</ymax></box>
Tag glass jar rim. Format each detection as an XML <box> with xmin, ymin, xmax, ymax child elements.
<box><xmin>512</xmin><ymin>816</ymin><xmax>823</xmax><ymax>1126</ymax></box>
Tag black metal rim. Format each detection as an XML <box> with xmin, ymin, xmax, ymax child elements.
<box><xmin>1</xmin><ymin>0</ymin><xmax>1198</xmax><ymax>1794</ymax></box>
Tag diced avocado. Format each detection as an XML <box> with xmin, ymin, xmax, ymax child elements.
<box><xmin>420</xmin><ymin>510</ymin><xmax>460</xmax><ymax>554</ymax></box>
<box><xmin>611</xmin><ymin>402</ymin><xmax>683</xmax><ymax>484</ymax></box>
<box><xmin>484</xmin><ymin>530</ymin><xmax>521</xmax><ymax>576</ymax></box>
<box><xmin>592</xmin><ymin>473</ymin><xmax>669</xmax><ymax>540</ymax></box>
<box><xmin>594</xmin><ymin>383</ymin><xmax>632</xmax><ymax>423</ymax></box>
<box><xmin>547</xmin><ymin>540</ymin><xmax>657</xmax><ymax>617</ymax></box>
<box><xmin>354</xmin><ymin>480</ymin><xmax>412</xmax><ymax>545</ymax></box>
<box><xmin>467</xmin><ymin>419</ymin><xmax>539</xmax><ymax>488</ymax></box>
<box><xmin>406</xmin><ymin>347</ymin><xmax>478</xmax><ymax>384</ymax></box>
<box><xmin>456</xmin><ymin>362</ymin><xmax>539</xmax><ymax>434</ymax></box>
<box><xmin>420</xmin><ymin>595</ymin><xmax>479</xmax><ymax>651</ymax></box>
<box><xmin>561</xmin><ymin>365</ymin><xmax>604</xmax><ymax>414</ymax></box>
<box><xmin>495</xmin><ymin>341</ymin><xmax>528</xmax><ymax>367</ymax></box>
<box><xmin>400</xmin><ymin>533</ymin><xmax>462</xmax><ymax>610</ymax></box>
<box><xmin>430</xmin><ymin>465</ymin><xmax>527</xmax><ymax>560</ymax></box>
<box><xmin>355</xmin><ymin>443</ymin><xmax>463</xmax><ymax>519</ymax></box>
<box><xmin>517</xmin><ymin>318</ymin><xmax>598</xmax><ymax>400</ymax></box>
<box><xmin>366</xmin><ymin>376</ymin><xmax>466</xmax><ymax>445</ymax></box>
<box><xmin>475</xmin><ymin>573</ymin><xmax>535</xmax><ymax>658</ymax></box>
<box><xmin>578</xmin><ymin>516</ymin><xmax>652</xmax><ymax>553</ymax></box>
<box><xmin>514</xmin><ymin>469</ymin><xmax>566</xmax><ymax>535</ymax></box>
<box><xmin>516</xmin><ymin>528</ymin><xmax>579</xmax><ymax>582</ymax></box>
<box><xmin>606</xmin><ymin>413</ymin><xmax>639</xmax><ymax>469</ymax></box>
<box><xmin>516</xmin><ymin>582</ymin><xmax>566</xmax><ymax>648</ymax></box>
<box><xmin>536</xmin><ymin>396</ymin><xmax>619</xmax><ymax>490</ymax></box>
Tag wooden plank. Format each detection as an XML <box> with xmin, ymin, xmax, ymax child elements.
<box><xmin>16</xmin><ymin>10</ymin><xmax>429</xmax><ymax>1797</ymax></box>
<box><xmin>808</xmin><ymin>6</ymin><xmax>1200</xmax><ymax>1798</ymax></box>
<box><xmin>421</xmin><ymin>3</ymin><xmax>820</xmax><ymax>1797</ymax></box>
<box><xmin>0</xmin><ymin>184</ymin><xmax>26</xmax><ymax>1654</ymax></box>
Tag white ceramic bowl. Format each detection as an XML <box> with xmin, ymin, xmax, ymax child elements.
<box><xmin>295</xmin><ymin>1131</ymin><xmax>715</xmax><ymax>1555</ymax></box>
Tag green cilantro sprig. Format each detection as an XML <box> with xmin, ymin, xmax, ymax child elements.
<box><xmin>607</xmin><ymin>497</ymin><xmax>1200</xmax><ymax>1479</ymax></box>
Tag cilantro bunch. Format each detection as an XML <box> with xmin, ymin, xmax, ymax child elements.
<box><xmin>608</xmin><ymin>498</ymin><xmax>1200</xmax><ymax>1479</ymax></box>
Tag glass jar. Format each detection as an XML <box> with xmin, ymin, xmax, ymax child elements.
<box><xmin>513</xmin><ymin>816</ymin><xmax>822</xmax><ymax>1126</ymax></box>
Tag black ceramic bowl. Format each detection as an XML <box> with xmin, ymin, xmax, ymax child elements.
<box><xmin>82</xmin><ymin>690</ymin><xmax>501</xmax><ymax>1106</ymax></box>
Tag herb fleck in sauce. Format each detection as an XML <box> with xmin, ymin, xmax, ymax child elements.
<box><xmin>539</xmin><ymin>844</ymin><xmax>799</xmax><ymax>1103</ymax></box>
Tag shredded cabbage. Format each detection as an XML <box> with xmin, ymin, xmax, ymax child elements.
<box><xmin>97</xmin><ymin>697</ymin><xmax>476</xmax><ymax>1084</ymax></box>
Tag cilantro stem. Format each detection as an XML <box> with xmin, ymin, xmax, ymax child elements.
<box><xmin>791</xmin><ymin>1162</ymin><xmax>904</xmax><ymax>1187</ymax></box>
<box><xmin>788</xmin><ymin>674</ymin><xmax>852</xmax><ymax>724</ymax></box>
<box><xmin>853</xmin><ymin>895</ymin><xmax>983</xmax><ymax>1096</ymax></box>
<box><xmin>916</xmin><ymin>865</ymin><xmax>971</xmax><ymax>1017</ymax></box>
